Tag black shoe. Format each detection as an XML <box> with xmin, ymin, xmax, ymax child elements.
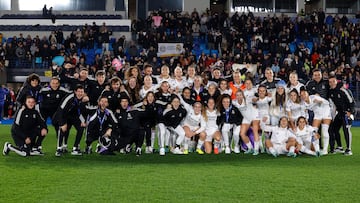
<box><xmin>84</xmin><ymin>146</ymin><xmax>92</xmax><ymax>154</ymax></box>
<box><xmin>71</xmin><ymin>148</ymin><xmax>82</xmax><ymax>156</ymax></box>
<box><xmin>125</xmin><ymin>144</ymin><xmax>132</xmax><ymax>154</ymax></box>
<box><xmin>136</xmin><ymin>147</ymin><xmax>141</xmax><ymax>156</ymax></box>
<box><xmin>344</xmin><ymin>149</ymin><xmax>353</xmax><ymax>156</ymax></box>
<box><xmin>55</xmin><ymin>149</ymin><xmax>63</xmax><ymax>157</ymax></box>
<box><xmin>335</xmin><ymin>147</ymin><xmax>345</xmax><ymax>153</ymax></box>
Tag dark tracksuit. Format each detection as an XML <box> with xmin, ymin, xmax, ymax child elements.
<box><xmin>39</xmin><ymin>86</ymin><xmax>71</xmax><ymax>131</ymax></box>
<box><xmin>329</xmin><ymin>84</ymin><xmax>355</xmax><ymax>151</ymax></box>
<box><xmin>16</xmin><ymin>84</ymin><xmax>42</xmax><ymax>106</ymax></box>
<box><xmin>52</xmin><ymin>93</ymin><xmax>88</xmax><ymax>149</ymax></box>
<box><xmin>88</xmin><ymin>81</ymin><xmax>108</xmax><ymax>106</ymax></box>
<box><xmin>216</xmin><ymin>105</ymin><xmax>243</xmax><ymax>127</ymax></box>
<box><xmin>100</xmin><ymin>89</ymin><xmax>122</xmax><ymax>112</ymax></box>
<box><xmin>11</xmin><ymin>106</ymin><xmax>47</xmax><ymax>155</ymax></box>
<box><xmin>115</xmin><ymin>107</ymin><xmax>147</xmax><ymax>150</ymax></box>
<box><xmin>86</xmin><ymin>108</ymin><xmax>117</xmax><ymax>147</ymax></box>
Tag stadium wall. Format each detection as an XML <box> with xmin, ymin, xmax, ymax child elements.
<box><xmin>183</xmin><ymin>0</ymin><xmax>210</xmax><ymax>14</ymax></box>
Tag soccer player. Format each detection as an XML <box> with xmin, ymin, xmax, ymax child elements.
<box><xmin>84</xmin><ymin>96</ymin><xmax>117</xmax><ymax>154</ymax></box>
<box><xmin>216</xmin><ymin>94</ymin><xmax>243</xmax><ymax>154</ymax></box>
<box><xmin>179</xmin><ymin>94</ymin><xmax>207</xmax><ymax>155</ymax></box>
<box><xmin>3</xmin><ymin>96</ymin><xmax>47</xmax><ymax>156</ymax></box>
<box><xmin>203</xmin><ymin>97</ymin><xmax>222</xmax><ymax>154</ymax></box>
<box><xmin>294</xmin><ymin>116</ymin><xmax>321</xmax><ymax>156</ymax></box>
<box><xmin>88</xmin><ymin>70</ymin><xmax>108</xmax><ymax>106</ymax></box>
<box><xmin>300</xmin><ymin>86</ymin><xmax>332</xmax><ymax>155</ymax></box>
<box><xmin>286</xmin><ymin>89</ymin><xmax>306</xmax><ymax>130</ymax></box>
<box><xmin>52</xmin><ymin>85</ymin><xmax>89</xmax><ymax>156</ymax></box>
<box><xmin>261</xmin><ymin>116</ymin><xmax>297</xmax><ymax>157</ymax></box>
<box><xmin>157</xmin><ymin>95</ymin><xmax>187</xmax><ymax>155</ymax></box>
<box><xmin>269</xmin><ymin>80</ymin><xmax>288</xmax><ymax>125</ymax></box>
<box><xmin>232</xmin><ymin>90</ymin><xmax>260</xmax><ymax>155</ymax></box>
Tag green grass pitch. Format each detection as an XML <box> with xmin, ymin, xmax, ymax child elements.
<box><xmin>0</xmin><ymin>125</ymin><xmax>359</xmax><ymax>202</ymax></box>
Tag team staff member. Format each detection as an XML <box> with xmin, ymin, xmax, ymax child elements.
<box><xmin>52</xmin><ymin>85</ymin><xmax>89</xmax><ymax>156</ymax></box>
<box><xmin>39</xmin><ymin>77</ymin><xmax>71</xmax><ymax>132</ymax></box>
<box><xmin>84</xmin><ymin>96</ymin><xmax>117</xmax><ymax>154</ymax></box>
<box><xmin>305</xmin><ymin>69</ymin><xmax>329</xmax><ymax>99</ymax></box>
<box><xmin>100</xmin><ymin>77</ymin><xmax>125</xmax><ymax>112</ymax></box>
<box><xmin>3</xmin><ymin>96</ymin><xmax>48</xmax><ymax>156</ymax></box>
<box><xmin>115</xmin><ymin>93</ymin><xmax>147</xmax><ymax>156</ymax></box>
<box><xmin>329</xmin><ymin>76</ymin><xmax>355</xmax><ymax>156</ymax></box>
<box><xmin>88</xmin><ymin>70</ymin><xmax>108</xmax><ymax>106</ymax></box>
<box><xmin>16</xmin><ymin>73</ymin><xmax>42</xmax><ymax>107</ymax></box>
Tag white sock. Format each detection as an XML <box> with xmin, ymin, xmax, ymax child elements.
<box><xmin>246</xmin><ymin>142</ymin><xmax>253</xmax><ymax>150</ymax></box>
<box><xmin>233</xmin><ymin>134</ymin><xmax>240</xmax><ymax>148</ymax></box>
<box><xmin>184</xmin><ymin>137</ymin><xmax>190</xmax><ymax>150</ymax></box>
<box><xmin>321</xmin><ymin>124</ymin><xmax>330</xmax><ymax>152</ymax></box>
<box><xmin>151</xmin><ymin>130</ymin><xmax>155</xmax><ymax>148</ymax></box>
<box><xmin>269</xmin><ymin>147</ymin><xmax>276</xmax><ymax>155</ymax></box>
<box><xmin>313</xmin><ymin>139</ymin><xmax>320</xmax><ymax>152</ymax></box>
<box><xmin>223</xmin><ymin>131</ymin><xmax>230</xmax><ymax>147</ymax></box>
<box><xmin>301</xmin><ymin>145</ymin><xmax>315</xmax><ymax>155</ymax></box>
<box><xmin>197</xmin><ymin>140</ymin><xmax>204</xmax><ymax>149</ymax></box>
<box><xmin>259</xmin><ymin>136</ymin><xmax>264</xmax><ymax>149</ymax></box>
<box><xmin>214</xmin><ymin>140</ymin><xmax>220</xmax><ymax>148</ymax></box>
<box><xmin>254</xmin><ymin>141</ymin><xmax>260</xmax><ymax>152</ymax></box>
<box><xmin>289</xmin><ymin>146</ymin><xmax>295</xmax><ymax>153</ymax></box>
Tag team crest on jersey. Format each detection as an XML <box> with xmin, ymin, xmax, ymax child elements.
<box><xmin>322</xmin><ymin>85</ymin><xmax>325</xmax><ymax>89</ymax></box>
<box><xmin>33</xmin><ymin>114</ymin><xmax>36</xmax><ymax>118</ymax></box>
<box><xmin>171</xmin><ymin>115</ymin><xmax>175</xmax><ymax>118</ymax></box>
<box><xmin>25</xmin><ymin>115</ymin><xmax>29</xmax><ymax>117</ymax></box>
<box><xmin>127</xmin><ymin>113</ymin><xmax>133</xmax><ymax>119</ymax></box>
<box><xmin>47</xmin><ymin>94</ymin><xmax>50</xmax><ymax>97</ymax></box>
<box><xmin>179</xmin><ymin>113</ymin><xmax>182</xmax><ymax>117</ymax></box>
<box><xmin>338</xmin><ymin>94</ymin><xmax>341</xmax><ymax>98</ymax></box>
<box><xmin>231</xmin><ymin>110</ymin><xmax>235</xmax><ymax>114</ymax></box>
<box><xmin>56</xmin><ymin>94</ymin><xmax>60</xmax><ymax>98</ymax></box>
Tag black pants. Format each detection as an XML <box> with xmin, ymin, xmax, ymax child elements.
<box><xmin>11</xmin><ymin>127</ymin><xmax>43</xmax><ymax>153</ymax></box>
<box><xmin>330</xmin><ymin>113</ymin><xmax>352</xmax><ymax>151</ymax></box>
<box><xmin>118</xmin><ymin>128</ymin><xmax>144</xmax><ymax>149</ymax></box>
<box><xmin>57</xmin><ymin>118</ymin><xmax>84</xmax><ymax>149</ymax></box>
<box><xmin>40</xmin><ymin>108</ymin><xmax>59</xmax><ymax>133</ymax></box>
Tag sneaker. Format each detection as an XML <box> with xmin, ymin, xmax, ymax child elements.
<box><xmin>71</xmin><ymin>149</ymin><xmax>82</xmax><ymax>156</ymax></box>
<box><xmin>320</xmin><ymin>150</ymin><xmax>328</xmax><ymax>156</ymax></box>
<box><xmin>84</xmin><ymin>146</ymin><xmax>92</xmax><ymax>154</ymax></box>
<box><xmin>31</xmin><ymin>147</ymin><xmax>44</xmax><ymax>156</ymax></box>
<box><xmin>253</xmin><ymin>150</ymin><xmax>259</xmax><ymax>156</ymax></box>
<box><xmin>260</xmin><ymin>146</ymin><xmax>266</xmax><ymax>154</ymax></box>
<box><xmin>145</xmin><ymin>146</ymin><xmax>153</xmax><ymax>154</ymax></box>
<box><xmin>183</xmin><ymin>149</ymin><xmax>189</xmax><ymax>155</ymax></box>
<box><xmin>234</xmin><ymin>146</ymin><xmax>240</xmax><ymax>154</ymax></box>
<box><xmin>225</xmin><ymin>146</ymin><xmax>231</xmax><ymax>154</ymax></box>
<box><xmin>95</xmin><ymin>144</ymin><xmax>100</xmax><ymax>153</ymax></box>
<box><xmin>159</xmin><ymin>147</ymin><xmax>165</xmax><ymax>156</ymax></box>
<box><xmin>136</xmin><ymin>147</ymin><xmax>141</xmax><ymax>156</ymax></box>
<box><xmin>287</xmin><ymin>152</ymin><xmax>297</xmax><ymax>158</ymax></box>
<box><xmin>173</xmin><ymin>147</ymin><xmax>183</xmax><ymax>154</ymax></box>
<box><xmin>125</xmin><ymin>144</ymin><xmax>132</xmax><ymax>154</ymax></box>
<box><xmin>244</xmin><ymin>148</ymin><xmax>254</xmax><ymax>154</ymax></box>
<box><xmin>213</xmin><ymin>147</ymin><xmax>219</xmax><ymax>154</ymax></box>
<box><xmin>55</xmin><ymin>149</ymin><xmax>63</xmax><ymax>157</ymax></box>
<box><xmin>62</xmin><ymin>145</ymin><xmax>68</xmax><ymax>153</ymax></box>
<box><xmin>196</xmin><ymin>148</ymin><xmax>204</xmax><ymax>155</ymax></box>
<box><xmin>271</xmin><ymin>152</ymin><xmax>278</xmax><ymax>157</ymax></box>
<box><xmin>344</xmin><ymin>149</ymin><xmax>353</xmax><ymax>156</ymax></box>
<box><xmin>3</xmin><ymin>142</ymin><xmax>10</xmax><ymax>156</ymax></box>
<box><xmin>334</xmin><ymin>147</ymin><xmax>345</xmax><ymax>153</ymax></box>
<box><xmin>119</xmin><ymin>148</ymin><xmax>125</xmax><ymax>154</ymax></box>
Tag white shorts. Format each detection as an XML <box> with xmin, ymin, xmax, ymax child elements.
<box><xmin>314</xmin><ymin>106</ymin><xmax>332</xmax><ymax>120</ymax></box>
<box><xmin>182</xmin><ymin>123</ymin><xmax>200</xmax><ymax>132</ymax></box>
<box><xmin>205</xmin><ymin>127</ymin><xmax>219</xmax><ymax>142</ymax></box>
<box><xmin>242</xmin><ymin>114</ymin><xmax>260</xmax><ymax>124</ymax></box>
<box><xmin>296</xmin><ymin>136</ymin><xmax>312</xmax><ymax>149</ymax></box>
<box><xmin>271</xmin><ymin>143</ymin><xmax>288</xmax><ymax>155</ymax></box>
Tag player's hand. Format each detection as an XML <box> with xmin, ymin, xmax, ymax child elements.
<box><xmin>73</xmin><ymin>73</ymin><xmax>79</xmax><ymax>79</ymax></box>
<box><xmin>25</xmin><ymin>137</ymin><xmax>31</xmax><ymax>145</ymax></box>
<box><xmin>80</xmin><ymin>122</ymin><xmax>87</xmax><ymax>127</ymax></box>
<box><xmin>60</xmin><ymin>124</ymin><xmax>67</xmax><ymax>132</ymax></box>
<box><xmin>262</xmin><ymin>117</ymin><xmax>268</xmax><ymax>123</ymax></box>
<box><xmin>41</xmin><ymin>128</ymin><xmax>47</xmax><ymax>136</ymax></box>
<box><xmin>143</xmin><ymin>100</ymin><xmax>148</xmax><ymax>105</ymax></box>
<box><xmin>252</xmin><ymin>97</ymin><xmax>258</xmax><ymax>103</ymax></box>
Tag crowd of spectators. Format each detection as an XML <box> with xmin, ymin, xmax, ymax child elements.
<box><xmin>1</xmin><ymin>8</ymin><xmax>360</xmax><ymax>122</ymax></box>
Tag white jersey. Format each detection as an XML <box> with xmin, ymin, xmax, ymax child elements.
<box><xmin>232</xmin><ymin>99</ymin><xmax>259</xmax><ymax>122</ymax></box>
<box><xmin>255</xmin><ymin>97</ymin><xmax>272</xmax><ymax>116</ymax></box>
<box><xmin>243</xmin><ymin>88</ymin><xmax>257</xmax><ymax>103</ymax></box>
<box><xmin>139</xmin><ymin>85</ymin><xmax>157</xmax><ymax>100</ymax></box>
<box><xmin>186</xmin><ymin>77</ymin><xmax>195</xmax><ymax>87</ymax></box>
<box><xmin>285</xmin><ymin>99</ymin><xmax>307</xmax><ymax>121</ymax></box>
<box><xmin>180</xmin><ymin>95</ymin><xmax>206</xmax><ymax>134</ymax></box>
<box><xmin>295</xmin><ymin>125</ymin><xmax>316</xmax><ymax>138</ymax></box>
<box><xmin>169</xmin><ymin>77</ymin><xmax>188</xmax><ymax>91</ymax></box>
<box><xmin>303</xmin><ymin>95</ymin><xmax>330</xmax><ymax>115</ymax></box>
<box><xmin>286</xmin><ymin>82</ymin><xmax>304</xmax><ymax>94</ymax></box>
<box><xmin>156</xmin><ymin>76</ymin><xmax>171</xmax><ymax>84</ymax></box>
<box><xmin>261</xmin><ymin>125</ymin><xmax>296</xmax><ymax>145</ymax></box>
<box><xmin>205</xmin><ymin>109</ymin><xmax>219</xmax><ymax>130</ymax></box>
<box><xmin>220</xmin><ymin>88</ymin><xmax>232</xmax><ymax>96</ymax></box>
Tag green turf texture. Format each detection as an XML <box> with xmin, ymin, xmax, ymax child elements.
<box><xmin>0</xmin><ymin>125</ymin><xmax>359</xmax><ymax>202</ymax></box>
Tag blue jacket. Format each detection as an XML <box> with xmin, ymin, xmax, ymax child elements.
<box><xmin>0</xmin><ymin>87</ymin><xmax>9</xmax><ymax>104</ymax></box>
